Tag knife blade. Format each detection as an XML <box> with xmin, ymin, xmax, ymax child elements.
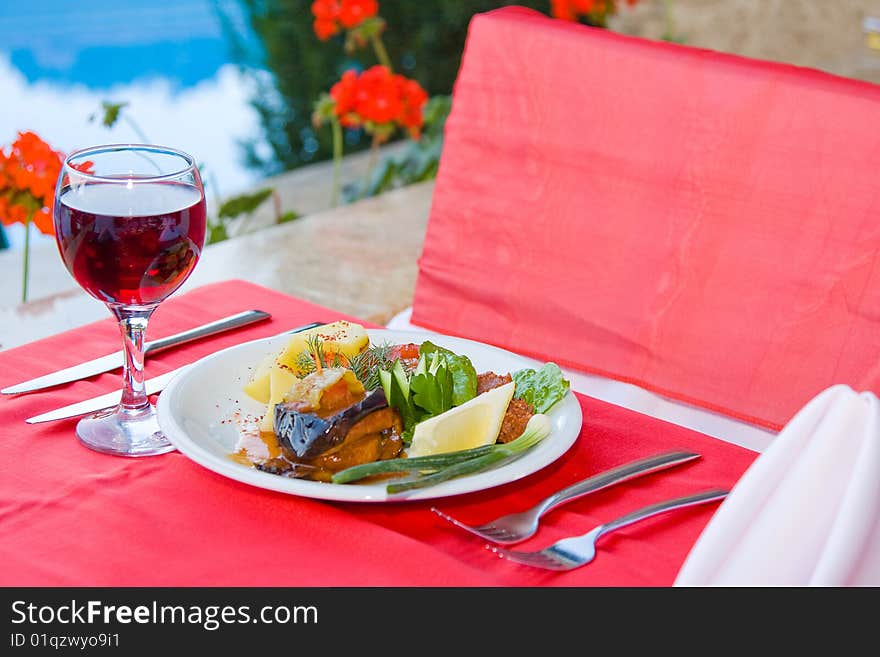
<box><xmin>3</xmin><ymin>309</ymin><xmax>272</xmax><ymax>395</ymax></box>
<box><xmin>24</xmin><ymin>321</ymin><xmax>325</xmax><ymax>424</ymax></box>
<box><xmin>25</xmin><ymin>369</ymin><xmax>181</xmax><ymax>424</ymax></box>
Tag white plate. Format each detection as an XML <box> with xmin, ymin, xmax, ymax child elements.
<box><xmin>157</xmin><ymin>329</ymin><xmax>582</xmax><ymax>502</ymax></box>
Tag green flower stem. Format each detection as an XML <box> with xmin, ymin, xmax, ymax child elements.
<box><xmin>362</xmin><ymin>133</ymin><xmax>380</xmax><ymax>195</ymax></box>
<box><xmin>370</xmin><ymin>33</ymin><xmax>393</xmax><ymax>71</ymax></box>
<box><xmin>663</xmin><ymin>0</ymin><xmax>677</xmax><ymax>41</ymax></box>
<box><xmin>331</xmin><ymin>117</ymin><xmax>343</xmax><ymax>207</ymax></box>
<box><xmin>21</xmin><ymin>210</ymin><xmax>32</xmax><ymax>303</ymax></box>
<box><xmin>123</xmin><ymin>114</ymin><xmax>151</xmax><ymax>144</ymax></box>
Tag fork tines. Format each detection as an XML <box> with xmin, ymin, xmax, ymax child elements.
<box><xmin>431</xmin><ymin>506</ymin><xmax>517</xmax><ymax>542</ymax></box>
<box><xmin>485</xmin><ymin>545</ymin><xmax>575</xmax><ymax>571</ymax></box>
<box><xmin>430</xmin><ymin>506</ymin><xmax>527</xmax><ymax>543</ymax></box>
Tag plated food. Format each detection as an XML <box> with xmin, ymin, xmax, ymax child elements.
<box><xmin>157</xmin><ymin>327</ymin><xmax>582</xmax><ymax>502</ymax></box>
<box><xmin>232</xmin><ymin>321</ymin><xmax>571</xmax><ymax>492</ymax></box>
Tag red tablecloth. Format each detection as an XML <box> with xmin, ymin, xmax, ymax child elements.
<box><xmin>412</xmin><ymin>7</ymin><xmax>880</xmax><ymax>433</ymax></box>
<box><xmin>0</xmin><ymin>280</ymin><xmax>757</xmax><ymax>586</ymax></box>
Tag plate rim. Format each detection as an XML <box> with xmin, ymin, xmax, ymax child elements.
<box><xmin>157</xmin><ymin>327</ymin><xmax>582</xmax><ymax>503</ymax></box>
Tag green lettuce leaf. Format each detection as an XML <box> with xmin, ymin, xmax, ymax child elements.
<box><xmin>512</xmin><ymin>363</ymin><xmax>570</xmax><ymax>414</ymax></box>
<box><xmin>381</xmin><ymin>353</ymin><xmax>457</xmax><ymax>443</ymax></box>
<box><xmin>410</xmin><ymin>356</ymin><xmax>454</xmax><ymax>417</ymax></box>
<box><xmin>418</xmin><ymin>341</ymin><xmax>477</xmax><ymax>406</ymax></box>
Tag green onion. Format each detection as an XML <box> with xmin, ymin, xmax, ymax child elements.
<box><xmin>330</xmin><ymin>444</ymin><xmax>497</xmax><ymax>484</ymax></box>
<box><xmin>386</xmin><ymin>414</ymin><xmax>551</xmax><ymax>493</ymax></box>
<box><xmin>331</xmin><ymin>414</ymin><xmax>552</xmax><ymax>491</ymax></box>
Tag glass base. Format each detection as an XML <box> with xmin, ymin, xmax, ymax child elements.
<box><xmin>75</xmin><ymin>403</ymin><xmax>175</xmax><ymax>457</ymax></box>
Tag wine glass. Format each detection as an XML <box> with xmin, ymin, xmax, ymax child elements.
<box><xmin>53</xmin><ymin>144</ymin><xmax>207</xmax><ymax>457</ymax></box>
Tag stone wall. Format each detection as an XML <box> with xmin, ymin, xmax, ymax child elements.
<box><xmin>611</xmin><ymin>0</ymin><xmax>880</xmax><ymax>84</ymax></box>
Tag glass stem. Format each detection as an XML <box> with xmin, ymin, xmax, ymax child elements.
<box><xmin>112</xmin><ymin>306</ymin><xmax>155</xmax><ymax>411</ymax></box>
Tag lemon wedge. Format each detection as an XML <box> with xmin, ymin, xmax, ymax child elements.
<box><xmin>407</xmin><ymin>382</ymin><xmax>515</xmax><ymax>457</ymax></box>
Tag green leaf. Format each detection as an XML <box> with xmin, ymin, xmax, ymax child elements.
<box><xmin>355</xmin><ymin>16</ymin><xmax>385</xmax><ymax>40</ymax></box>
<box><xmin>9</xmin><ymin>190</ymin><xmax>42</xmax><ymax>214</ymax></box>
<box><xmin>99</xmin><ymin>101</ymin><xmax>128</xmax><ymax>128</ymax></box>
<box><xmin>217</xmin><ymin>188</ymin><xmax>274</xmax><ymax>219</ymax></box>
<box><xmin>410</xmin><ymin>361</ymin><xmax>453</xmax><ymax>416</ymax></box>
<box><xmin>381</xmin><ymin>351</ymin><xmax>460</xmax><ymax>443</ymax></box>
<box><xmin>661</xmin><ymin>33</ymin><xmax>686</xmax><ymax>44</ymax></box>
<box><xmin>418</xmin><ymin>341</ymin><xmax>477</xmax><ymax>406</ymax></box>
<box><xmin>364</xmin><ymin>157</ymin><xmax>401</xmax><ymax>197</ymax></box>
<box><xmin>205</xmin><ymin>222</ymin><xmax>229</xmax><ymax>245</ymax></box>
<box><xmin>422</xmin><ymin>95</ymin><xmax>452</xmax><ymax>136</ymax></box>
<box><xmin>512</xmin><ymin>363</ymin><xmax>570</xmax><ymax>414</ymax></box>
<box><xmin>277</xmin><ymin>210</ymin><xmax>299</xmax><ymax>224</ymax></box>
<box><xmin>312</xmin><ymin>93</ymin><xmax>337</xmax><ymax>125</ymax></box>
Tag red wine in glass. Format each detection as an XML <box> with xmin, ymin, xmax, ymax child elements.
<box><xmin>56</xmin><ymin>181</ymin><xmax>206</xmax><ymax>306</ymax></box>
<box><xmin>53</xmin><ymin>144</ymin><xmax>207</xmax><ymax>457</ymax></box>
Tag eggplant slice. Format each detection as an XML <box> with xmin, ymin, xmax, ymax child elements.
<box><xmin>265</xmin><ymin>388</ymin><xmax>404</xmax><ymax>482</ymax></box>
<box><xmin>275</xmin><ymin>388</ymin><xmax>390</xmax><ymax>459</ymax></box>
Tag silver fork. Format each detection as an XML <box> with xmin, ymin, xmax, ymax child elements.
<box><xmin>431</xmin><ymin>450</ymin><xmax>701</xmax><ymax>544</ymax></box>
<box><xmin>488</xmin><ymin>488</ymin><xmax>729</xmax><ymax>571</ymax></box>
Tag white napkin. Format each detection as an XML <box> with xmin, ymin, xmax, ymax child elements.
<box><xmin>675</xmin><ymin>384</ymin><xmax>880</xmax><ymax>586</ymax></box>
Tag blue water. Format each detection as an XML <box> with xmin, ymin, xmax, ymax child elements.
<box><xmin>11</xmin><ymin>36</ymin><xmax>230</xmax><ymax>89</ymax></box>
<box><xmin>1</xmin><ymin>0</ymin><xmax>259</xmax><ymax>88</ymax></box>
<box><xmin>0</xmin><ymin>0</ymin><xmax>268</xmax><ymax>249</ymax></box>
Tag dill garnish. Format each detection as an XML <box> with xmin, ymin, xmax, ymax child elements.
<box><xmin>295</xmin><ymin>351</ymin><xmax>316</xmax><ymax>377</ymax></box>
<box><xmin>296</xmin><ymin>336</ymin><xmax>360</xmax><ymax>378</ymax></box>
<box><xmin>305</xmin><ymin>334</ymin><xmax>326</xmax><ymax>373</ymax></box>
<box><xmin>348</xmin><ymin>342</ymin><xmax>395</xmax><ymax>390</ymax></box>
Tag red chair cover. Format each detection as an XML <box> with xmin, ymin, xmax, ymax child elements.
<box><xmin>412</xmin><ymin>6</ymin><xmax>880</xmax><ymax>431</ymax></box>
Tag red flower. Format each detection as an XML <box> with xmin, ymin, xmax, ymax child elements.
<box><xmin>0</xmin><ymin>131</ymin><xmax>66</xmax><ymax>235</ymax></box>
<box><xmin>0</xmin><ymin>198</ymin><xmax>27</xmax><ymax>227</ymax></box>
<box><xmin>550</xmin><ymin>0</ymin><xmax>580</xmax><ymax>21</ymax></box>
<box><xmin>325</xmin><ymin>66</ymin><xmax>428</xmax><ymax>139</ymax></box>
<box><xmin>355</xmin><ymin>65</ymin><xmax>402</xmax><ymax>124</ymax></box>
<box><xmin>1</xmin><ymin>132</ymin><xmax>96</xmax><ymax>302</ymax></box>
<box><xmin>314</xmin><ymin>18</ymin><xmax>339</xmax><ymax>40</ymax></box>
<box><xmin>29</xmin><ymin>207</ymin><xmax>54</xmax><ymax>235</ymax></box>
<box><xmin>330</xmin><ymin>69</ymin><xmax>361</xmax><ymax>126</ymax></box>
<box><xmin>311</xmin><ymin>0</ymin><xmax>338</xmax><ymax>20</ymax></box>
<box><xmin>311</xmin><ymin>0</ymin><xmax>378</xmax><ymax>39</ymax></box>
<box><xmin>551</xmin><ymin>0</ymin><xmax>638</xmax><ymax>22</ymax></box>
<box><xmin>338</xmin><ymin>0</ymin><xmax>378</xmax><ymax>29</ymax></box>
<box><xmin>397</xmin><ymin>77</ymin><xmax>429</xmax><ymax>138</ymax></box>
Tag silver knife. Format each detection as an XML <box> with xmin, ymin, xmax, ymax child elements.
<box><xmin>25</xmin><ymin>369</ymin><xmax>181</xmax><ymax>424</ymax></box>
<box><xmin>24</xmin><ymin>321</ymin><xmax>325</xmax><ymax>423</ymax></box>
<box><xmin>3</xmin><ymin>309</ymin><xmax>272</xmax><ymax>395</ymax></box>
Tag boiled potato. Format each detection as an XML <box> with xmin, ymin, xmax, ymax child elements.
<box><xmin>243</xmin><ymin>321</ymin><xmax>370</xmax><ymax>430</ymax></box>
<box><xmin>242</xmin><ymin>352</ymin><xmax>275</xmax><ymax>404</ymax></box>
<box><xmin>275</xmin><ymin>320</ymin><xmax>369</xmax><ymax>376</ymax></box>
<box><xmin>243</xmin><ymin>321</ymin><xmax>369</xmax><ymax>404</ymax></box>
<box><xmin>259</xmin><ymin>365</ymin><xmax>298</xmax><ymax>433</ymax></box>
